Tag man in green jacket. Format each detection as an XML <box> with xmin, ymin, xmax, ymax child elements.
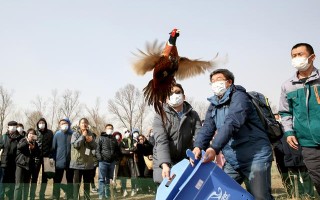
<box><xmin>279</xmin><ymin>43</ymin><xmax>319</xmax><ymax>196</ymax></box>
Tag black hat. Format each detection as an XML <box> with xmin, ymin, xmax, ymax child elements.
<box><xmin>8</xmin><ymin>121</ymin><xmax>18</xmax><ymax>126</ymax></box>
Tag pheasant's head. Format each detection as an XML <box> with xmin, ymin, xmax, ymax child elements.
<box><xmin>170</xmin><ymin>29</ymin><xmax>180</xmax><ymax>38</ymax></box>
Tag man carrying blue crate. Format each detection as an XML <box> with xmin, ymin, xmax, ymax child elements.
<box><xmin>192</xmin><ymin>69</ymin><xmax>274</xmax><ymax>200</ymax></box>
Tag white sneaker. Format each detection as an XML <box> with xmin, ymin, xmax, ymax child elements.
<box><xmin>131</xmin><ymin>189</ymin><xmax>136</xmax><ymax>196</ymax></box>
<box><xmin>123</xmin><ymin>189</ymin><xmax>128</xmax><ymax>197</ymax></box>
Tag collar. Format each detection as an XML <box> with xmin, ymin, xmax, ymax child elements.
<box><xmin>207</xmin><ymin>86</ymin><xmax>233</xmax><ymax>106</ymax></box>
<box><xmin>291</xmin><ymin>67</ymin><xmax>319</xmax><ymax>84</ymax></box>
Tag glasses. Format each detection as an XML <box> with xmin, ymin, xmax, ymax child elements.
<box><xmin>170</xmin><ymin>90</ymin><xmax>182</xmax><ymax>95</ymax></box>
<box><xmin>209</xmin><ymin>79</ymin><xmax>227</xmax><ymax>85</ymax></box>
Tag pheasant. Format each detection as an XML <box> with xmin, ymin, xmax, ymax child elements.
<box><xmin>132</xmin><ymin>28</ymin><xmax>217</xmax><ymax>122</ymax></box>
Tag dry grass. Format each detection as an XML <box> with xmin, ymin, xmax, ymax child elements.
<box><xmin>33</xmin><ymin>162</ymin><xmax>317</xmax><ymax>200</ymax></box>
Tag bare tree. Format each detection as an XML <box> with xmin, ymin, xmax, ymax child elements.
<box><xmin>108</xmin><ymin>84</ymin><xmax>146</xmax><ymax>132</ymax></box>
<box><xmin>187</xmin><ymin>98</ymin><xmax>209</xmax><ymax>121</ymax></box>
<box><xmin>25</xmin><ymin>111</ymin><xmax>43</xmax><ymax>129</ymax></box>
<box><xmin>60</xmin><ymin>90</ymin><xmax>82</xmax><ymax>122</ymax></box>
<box><xmin>0</xmin><ymin>86</ymin><xmax>13</xmax><ymax>134</ymax></box>
<box><xmin>48</xmin><ymin>89</ymin><xmax>63</xmax><ymax>130</ymax></box>
<box><xmin>86</xmin><ymin>97</ymin><xmax>105</xmax><ymax>135</ymax></box>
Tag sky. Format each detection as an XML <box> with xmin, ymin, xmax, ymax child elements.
<box><xmin>1</xmin><ymin>0</ymin><xmax>320</xmax><ymax>117</ymax></box>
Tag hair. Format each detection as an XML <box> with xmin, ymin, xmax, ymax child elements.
<box><xmin>79</xmin><ymin>118</ymin><xmax>89</xmax><ymax>125</ymax></box>
<box><xmin>105</xmin><ymin>124</ymin><xmax>113</xmax><ymax>129</ymax></box>
<box><xmin>291</xmin><ymin>43</ymin><xmax>314</xmax><ymax>55</ymax></box>
<box><xmin>173</xmin><ymin>83</ymin><xmax>184</xmax><ymax>94</ymax></box>
<box><xmin>210</xmin><ymin>69</ymin><xmax>235</xmax><ymax>84</ymax></box>
<box><xmin>27</xmin><ymin>128</ymin><xmax>36</xmax><ymax>135</ymax></box>
<box><xmin>17</xmin><ymin>123</ymin><xmax>24</xmax><ymax>128</ymax></box>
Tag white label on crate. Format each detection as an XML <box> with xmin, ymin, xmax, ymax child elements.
<box><xmin>207</xmin><ymin>187</ymin><xmax>230</xmax><ymax>200</ymax></box>
<box><xmin>195</xmin><ymin>179</ymin><xmax>204</xmax><ymax>190</ymax></box>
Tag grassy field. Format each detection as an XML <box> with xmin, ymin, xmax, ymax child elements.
<box><xmin>31</xmin><ymin>161</ymin><xmax>317</xmax><ymax>200</ymax></box>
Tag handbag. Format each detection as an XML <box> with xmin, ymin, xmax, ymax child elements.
<box><xmin>144</xmin><ymin>155</ymin><xmax>153</xmax><ymax>170</ymax></box>
<box><xmin>43</xmin><ymin>157</ymin><xmax>55</xmax><ymax>178</ymax></box>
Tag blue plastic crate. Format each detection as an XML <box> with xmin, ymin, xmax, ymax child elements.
<box><xmin>156</xmin><ymin>158</ymin><xmax>195</xmax><ymax>200</ymax></box>
<box><xmin>156</xmin><ymin>149</ymin><xmax>254</xmax><ymax>200</ymax></box>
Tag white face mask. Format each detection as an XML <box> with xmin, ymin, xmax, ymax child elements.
<box><xmin>60</xmin><ymin>124</ymin><xmax>69</xmax><ymax>132</ymax></box>
<box><xmin>17</xmin><ymin>127</ymin><xmax>24</xmax><ymax>134</ymax></box>
<box><xmin>211</xmin><ymin>81</ymin><xmax>227</xmax><ymax>96</ymax></box>
<box><xmin>133</xmin><ymin>132</ymin><xmax>139</xmax><ymax>139</ymax></box>
<box><xmin>291</xmin><ymin>55</ymin><xmax>312</xmax><ymax>71</ymax></box>
<box><xmin>168</xmin><ymin>93</ymin><xmax>184</xmax><ymax>107</ymax></box>
<box><xmin>8</xmin><ymin>126</ymin><xmax>17</xmax><ymax>132</ymax></box>
<box><xmin>106</xmin><ymin>129</ymin><xmax>113</xmax><ymax>135</ymax></box>
<box><xmin>115</xmin><ymin>135</ymin><xmax>120</xmax><ymax>140</ymax></box>
<box><xmin>38</xmin><ymin>123</ymin><xmax>45</xmax><ymax>130</ymax></box>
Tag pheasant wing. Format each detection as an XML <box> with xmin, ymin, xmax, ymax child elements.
<box><xmin>132</xmin><ymin>40</ymin><xmax>164</xmax><ymax>75</ymax></box>
<box><xmin>175</xmin><ymin>55</ymin><xmax>218</xmax><ymax>80</ymax></box>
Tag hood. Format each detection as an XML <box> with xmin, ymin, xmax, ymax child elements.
<box><xmin>37</xmin><ymin>117</ymin><xmax>48</xmax><ymax>131</ymax></box>
<box><xmin>113</xmin><ymin>131</ymin><xmax>122</xmax><ymax>140</ymax></box>
<box><xmin>59</xmin><ymin>118</ymin><xmax>72</xmax><ymax>132</ymax></box>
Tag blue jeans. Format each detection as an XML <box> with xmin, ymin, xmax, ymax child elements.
<box><xmin>223</xmin><ymin>161</ymin><xmax>274</xmax><ymax>200</ymax></box>
<box><xmin>98</xmin><ymin>161</ymin><xmax>115</xmax><ymax>198</ymax></box>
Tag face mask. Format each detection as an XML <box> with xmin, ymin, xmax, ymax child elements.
<box><xmin>8</xmin><ymin>126</ymin><xmax>17</xmax><ymax>132</ymax></box>
<box><xmin>150</xmin><ymin>131</ymin><xmax>154</xmax><ymax>137</ymax></box>
<box><xmin>106</xmin><ymin>129</ymin><xmax>113</xmax><ymax>135</ymax></box>
<box><xmin>60</xmin><ymin>124</ymin><xmax>69</xmax><ymax>132</ymax></box>
<box><xmin>133</xmin><ymin>132</ymin><xmax>139</xmax><ymax>139</ymax></box>
<box><xmin>168</xmin><ymin>93</ymin><xmax>184</xmax><ymax>107</ymax></box>
<box><xmin>115</xmin><ymin>135</ymin><xmax>120</xmax><ymax>140</ymax></box>
<box><xmin>17</xmin><ymin>127</ymin><xmax>24</xmax><ymax>134</ymax></box>
<box><xmin>291</xmin><ymin>55</ymin><xmax>312</xmax><ymax>71</ymax></box>
<box><xmin>38</xmin><ymin>123</ymin><xmax>45</xmax><ymax>130</ymax></box>
<box><xmin>124</xmin><ymin>132</ymin><xmax>130</xmax><ymax>138</ymax></box>
<box><xmin>211</xmin><ymin>81</ymin><xmax>227</xmax><ymax>96</ymax></box>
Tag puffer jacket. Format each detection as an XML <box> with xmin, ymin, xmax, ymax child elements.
<box><xmin>194</xmin><ymin>85</ymin><xmax>273</xmax><ymax>170</ymax></box>
<box><xmin>279</xmin><ymin>67</ymin><xmax>320</xmax><ymax>147</ymax></box>
<box><xmin>0</xmin><ymin>131</ymin><xmax>23</xmax><ymax>167</ymax></box>
<box><xmin>153</xmin><ymin>101</ymin><xmax>202</xmax><ymax>183</ymax></box>
<box><xmin>96</xmin><ymin>132</ymin><xmax>120</xmax><ymax>162</ymax></box>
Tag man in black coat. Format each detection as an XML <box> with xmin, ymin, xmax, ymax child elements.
<box><xmin>0</xmin><ymin>121</ymin><xmax>23</xmax><ymax>199</ymax></box>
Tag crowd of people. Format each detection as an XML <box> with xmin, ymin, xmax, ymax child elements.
<box><xmin>0</xmin><ymin>42</ymin><xmax>319</xmax><ymax>200</ymax></box>
<box><xmin>0</xmin><ymin>117</ymin><xmax>155</xmax><ymax>200</ymax></box>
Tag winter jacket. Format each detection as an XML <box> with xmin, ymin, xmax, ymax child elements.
<box><xmin>194</xmin><ymin>85</ymin><xmax>273</xmax><ymax>170</ymax></box>
<box><xmin>279</xmin><ymin>67</ymin><xmax>320</xmax><ymax>147</ymax></box>
<box><xmin>153</xmin><ymin>101</ymin><xmax>202</xmax><ymax>183</ymax></box>
<box><xmin>36</xmin><ymin>118</ymin><xmax>54</xmax><ymax>158</ymax></box>
<box><xmin>16</xmin><ymin>137</ymin><xmax>40</xmax><ymax>170</ymax></box>
<box><xmin>0</xmin><ymin>131</ymin><xmax>23</xmax><ymax>167</ymax></box>
<box><xmin>117</xmin><ymin>137</ymin><xmax>139</xmax><ymax>178</ymax></box>
<box><xmin>69</xmin><ymin>130</ymin><xmax>97</xmax><ymax>170</ymax></box>
<box><xmin>96</xmin><ymin>132</ymin><xmax>120</xmax><ymax>163</ymax></box>
<box><xmin>52</xmin><ymin>119</ymin><xmax>73</xmax><ymax>169</ymax></box>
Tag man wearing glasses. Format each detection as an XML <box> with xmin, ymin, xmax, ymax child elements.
<box><xmin>192</xmin><ymin>69</ymin><xmax>273</xmax><ymax>200</ymax></box>
<box><xmin>152</xmin><ymin>83</ymin><xmax>202</xmax><ymax>186</ymax></box>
